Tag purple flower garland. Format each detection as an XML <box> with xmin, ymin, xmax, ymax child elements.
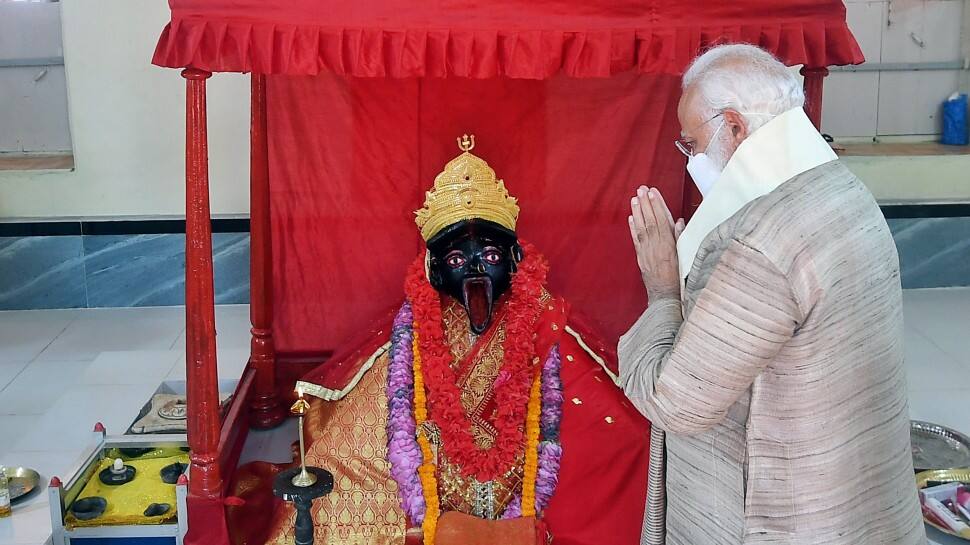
<box><xmin>386</xmin><ymin>303</ymin><xmax>426</xmax><ymax>524</ymax></box>
<box><xmin>501</xmin><ymin>344</ymin><xmax>564</xmax><ymax>519</ymax></box>
<box><xmin>535</xmin><ymin>345</ymin><xmax>564</xmax><ymax>511</ymax></box>
<box><xmin>386</xmin><ymin>301</ymin><xmax>564</xmax><ymax>523</ymax></box>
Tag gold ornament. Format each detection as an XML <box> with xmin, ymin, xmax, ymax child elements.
<box><xmin>415</xmin><ymin>134</ymin><xmax>520</xmax><ymax>241</ymax></box>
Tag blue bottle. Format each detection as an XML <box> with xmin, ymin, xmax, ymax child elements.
<box><xmin>941</xmin><ymin>93</ymin><xmax>968</xmax><ymax>146</ymax></box>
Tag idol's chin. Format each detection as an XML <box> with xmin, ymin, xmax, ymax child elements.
<box><xmin>461</xmin><ymin>276</ymin><xmax>494</xmax><ymax>335</ymax></box>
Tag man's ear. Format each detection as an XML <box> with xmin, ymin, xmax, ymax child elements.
<box><xmin>722</xmin><ymin>109</ymin><xmax>749</xmax><ymax>146</ymax></box>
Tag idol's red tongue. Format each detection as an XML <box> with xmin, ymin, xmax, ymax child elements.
<box><xmin>462</xmin><ymin>277</ymin><xmax>494</xmax><ymax>335</ymax></box>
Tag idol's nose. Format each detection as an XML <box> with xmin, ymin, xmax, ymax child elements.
<box><xmin>470</xmin><ymin>257</ymin><xmax>487</xmax><ymax>274</ymax></box>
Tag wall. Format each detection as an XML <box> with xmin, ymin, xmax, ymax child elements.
<box><xmin>843</xmin><ymin>154</ymin><xmax>970</xmax><ymax>203</ymax></box>
<box><xmin>0</xmin><ymin>2</ymin><xmax>72</xmax><ymax>153</ymax></box>
<box><xmin>822</xmin><ymin>0</ymin><xmax>968</xmax><ymax>138</ymax></box>
<box><xmin>0</xmin><ymin>0</ymin><xmax>965</xmax><ymax>218</ymax></box>
<box><xmin>0</xmin><ymin>0</ymin><xmax>251</xmax><ymax>220</ymax></box>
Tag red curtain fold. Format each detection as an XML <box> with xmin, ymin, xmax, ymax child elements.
<box><xmin>268</xmin><ymin>72</ymin><xmax>685</xmax><ymax>354</ymax></box>
<box><xmin>152</xmin><ymin>1</ymin><xmax>864</xmax><ymax>77</ymax></box>
<box><xmin>154</xmin><ymin>20</ymin><xmax>862</xmax><ymax>77</ymax></box>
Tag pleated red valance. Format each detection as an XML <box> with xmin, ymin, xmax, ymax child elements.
<box><xmin>152</xmin><ymin>0</ymin><xmax>864</xmax><ymax>77</ymax></box>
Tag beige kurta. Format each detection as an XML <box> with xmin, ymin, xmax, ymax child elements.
<box><xmin>619</xmin><ymin>160</ymin><xmax>926</xmax><ymax>545</ymax></box>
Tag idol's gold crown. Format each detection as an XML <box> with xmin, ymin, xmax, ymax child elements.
<box><xmin>415</xmin><ymin>134</ymin><xmax>519</xmax><ymax>241</ymax></box>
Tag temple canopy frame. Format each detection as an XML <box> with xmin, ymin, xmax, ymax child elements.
<box><xmin>156</xmin><ymin>2</ymin><xmax>862</xmax><ymax>542</ymax></box>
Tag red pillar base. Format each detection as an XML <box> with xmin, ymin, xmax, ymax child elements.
<box><xmin>184</xmin><ymin>494</ymin><xmax>231</xmax><ymax>545</ymax></box>
<box><xmin>248</xmin><ymin>351</ymin><xmax>286</xmax><ymax>430</ymax></box>
<box><xmin>250</xmin><ymin>403</ymin><xmax>286</xmax><ymax>430</ymax></box>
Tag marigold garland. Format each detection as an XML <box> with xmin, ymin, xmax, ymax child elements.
<box><xmin>385</xmin><ymin>243</ymin><xmax>567</xmax><ymax>542</ymax></box>
<box><xmin>412</xmin><ymin>336</ymin><xmax>554</xmax><ymax>542</ymax></box>
<box><xmin>404</xmin><ymin>242</ymin><xmax>548</xmax><ymax>482</ymax></box>
<box><xmin>521</xmin><ymin>368</ymin><xmax>543</xmax><ymax>517</ymax></box>
<box><xmin>412</xmin><ymin>330</ymin><xmax>440</xmax><ymax>545</ymax></box>
<box><xmin>499</xmin><ymin>345</ymin><xmax>563</xmax><ymax>520</ymax></box>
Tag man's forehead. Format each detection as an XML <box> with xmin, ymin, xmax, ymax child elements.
<box><xmin>678</xmin><ymin>86</ymin><xmax>706</xmax><ymax>135</ymax></box>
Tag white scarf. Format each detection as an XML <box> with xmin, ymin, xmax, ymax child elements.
<box><xmin>676</xmin><ymin>107</ymin><xmax>838</xmax><ymax>280</ymax></box>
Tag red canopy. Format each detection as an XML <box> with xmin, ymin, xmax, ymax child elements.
<box><xmin>153</xmin><ymin>0</ymin><xmax>863</xmax><ymax>77</ymax></box>
<box><xmin>153</xmin><ymin>1</ymin><xmax>863</xmax><ymax>356</ymax></box>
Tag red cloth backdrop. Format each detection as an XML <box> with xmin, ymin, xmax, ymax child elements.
<box><xmin>152</xmin><ymin>0</ymin><xmax>864</xmax><ymax>355</ymax></box>
<box><xmin>267</xmin><ymin>73</ymin><xmax>684</xmax><ymax>354</ymax></box>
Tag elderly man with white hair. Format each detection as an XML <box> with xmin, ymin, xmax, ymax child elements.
<box><xmin>620</xmin><ymin>44</ymin><xmax>926</xmax><ymax>544</ymax></box>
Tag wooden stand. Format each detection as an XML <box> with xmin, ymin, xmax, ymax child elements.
<box><xmin>273</xmin><ymin>467</ymin><xmax>334</xmax><ymax>545</ymax></box>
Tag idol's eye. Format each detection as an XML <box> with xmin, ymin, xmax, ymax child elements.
<box><xmin>482</xmin><ymin>248</ymin><xmax>503</xmax><ymax>265</ymax></box>
<box><xmin>445</xmin><ymin>251</ymin><xmax>467</xmax><ymax>269</ymax></box>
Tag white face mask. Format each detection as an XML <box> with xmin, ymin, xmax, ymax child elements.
<box><xmin>680</xmin><ymin>112</ymin><xmax>779</xmax><ymax>196</ymax></box>
<box><xmin>685</xmin><ymin>120</ymin><xmax>725</xmax><ymax>196</ymax></box>
<box><xmin>686</xmin><ymin>152</ymin><xmax>722</xmax><ymax>196</ymax></box>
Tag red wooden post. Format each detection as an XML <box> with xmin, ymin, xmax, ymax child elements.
<box><xmin>248</xmin><ymin>73</ymin><xmax>285</xmax><ymax>429</ymax></box>
<box><xmin>182</xmin><ymin>67</ymin><xmax>222</xmax><ymax>499</ymax></box>
<box><xmin>800</xmin><ymin>66</ymin><xmax>829</xmax><ymax>130</ymax></box>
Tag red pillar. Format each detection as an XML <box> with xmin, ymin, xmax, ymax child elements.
<box><xmin>248</xmin><ymin>74</ymin><xmax>285</xmax><ymax>429</ymax></box>
<box><xmin>800</xmin><ymin>66</ymin><xmax>829</xmax><ymax>130</ymax></box>
<box><xmin>182</xmin><ymin>67</ymin><xmax>222</xmax><ymax>499</ymax></box>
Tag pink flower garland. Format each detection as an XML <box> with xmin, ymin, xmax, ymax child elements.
<box><xmin>536</xmin><ymin>345</ymin><xmax>564</xmax><ymax>510</ymax></box>
<box><xmin>386</xmin><ymin>303</ymin><xmax>564</xmax><ymax>523</ymax></box>
<box><xmin>386</xmin><ymin>303</ymin><xmax>426</xmax><ymax>524</ymax></box>
<box><xmin>501</xmin><ymin>345</ymin><xmax>563</xmax><ymax>518</ymax></box>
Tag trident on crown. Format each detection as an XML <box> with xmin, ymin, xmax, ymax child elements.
<box><xmin>290</xmin><ymin>387</ymin><xmax>317</xmax><ymax>487</ymax></box>
<box><xmin>457</xmin><ymin>134</ymin><xmax>475</xmax><ymax>152</ymax></box>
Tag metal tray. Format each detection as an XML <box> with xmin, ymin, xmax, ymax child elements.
<box><xmin>912</xmin><ymin>421</ymin><xmax>970</xmax><ymax>472</ymax></box>
<box><xmin>916</xmin><ymin>468</ymin><xmax>970</xmax><ymax>541</ymax></box>
<box><xmin>6</xmin><ymin>467</ymin><xmax>41</xmax><ymax>504</ymax></box>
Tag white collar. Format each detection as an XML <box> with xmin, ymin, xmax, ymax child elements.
<box><xmin>676</xmin><ymin>107</ymin><xmax>837</xmax><ymax>280</ymax></box>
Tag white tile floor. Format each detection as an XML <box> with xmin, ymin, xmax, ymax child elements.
<box><xmin>0</xmin><ymin>292</ymin><xmax>968</xmax><ymax>544</ymax></box>
<box><xmin>0</xmin><ymin>305</ymin><xmax>250</xmax><ymax>545</ymax></box>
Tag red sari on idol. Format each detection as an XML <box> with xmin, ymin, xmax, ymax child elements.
<box><xmin>253</xmin><ymin>256</ymin><xmax>650</xmax><ymax>545</ymax></box>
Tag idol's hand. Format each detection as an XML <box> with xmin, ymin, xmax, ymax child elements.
<box><xmin>628</xmin><ymin>186</ymin><xmax>684</xmax><ymax>300</ymax></box>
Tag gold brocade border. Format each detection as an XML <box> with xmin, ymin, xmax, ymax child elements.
<box><xmin>297</xmin><ymin>342</ymin><xmax>392</xmax><ymax>401</ymax></box>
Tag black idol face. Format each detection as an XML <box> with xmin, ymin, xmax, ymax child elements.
<box><xmin>426</xmin><ymin>219</ymin><xmax>523</xmax><ymax>335</ymax></box>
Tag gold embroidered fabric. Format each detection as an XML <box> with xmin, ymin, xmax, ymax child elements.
<box><xmin>267</xmin><ymin>294</ymin><xmax>554</xmax><ymax>541</ymax></box>
<box><xmin>266</xmin><ymin>352</ymin><xmax>405</xmax><ymax>545</ymax></box>
<box><xmin>441</xmin><ymin>299</ymin><xmax>506</xmax><ymax>449</ymax></box>
<box><xmin>419</xmin><ymin>420</ymin><xmax>524</xmax><ymax>519</ymax></box>
<box><xmin>437</xmin><ymin>438</ymin><xmax>525</xmax><ymax>520</ymax></box>
<box><xmin>431</xmin><ymin>299</ymin><xmax>533</xmax><ymax>519</ymax></box>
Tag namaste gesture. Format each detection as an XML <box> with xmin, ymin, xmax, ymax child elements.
<box><xmin>627</xmin><ymin>185</ymin><xmax>684</xmax><ymax>300</ymax></box>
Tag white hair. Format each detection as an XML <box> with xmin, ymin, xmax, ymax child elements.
<box><xmin>682</xmin><ymin>44</ymin><xmax>804</xmax><ymax>133</ymax></box>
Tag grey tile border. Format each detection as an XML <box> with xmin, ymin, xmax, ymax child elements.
<box><xmin>0</xmin><ymin>215</ymin><xmax>968</xmax><ymax>311</ymax></box>
<box><xmin>0</xmin><ymin>236</ymin><xmax>86</xmax><ymax>310</ymax></box>
<box><xmin>0</xmin><ymin>233</ymin><xmax>251</xmax><ymax>310</ymax></box>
